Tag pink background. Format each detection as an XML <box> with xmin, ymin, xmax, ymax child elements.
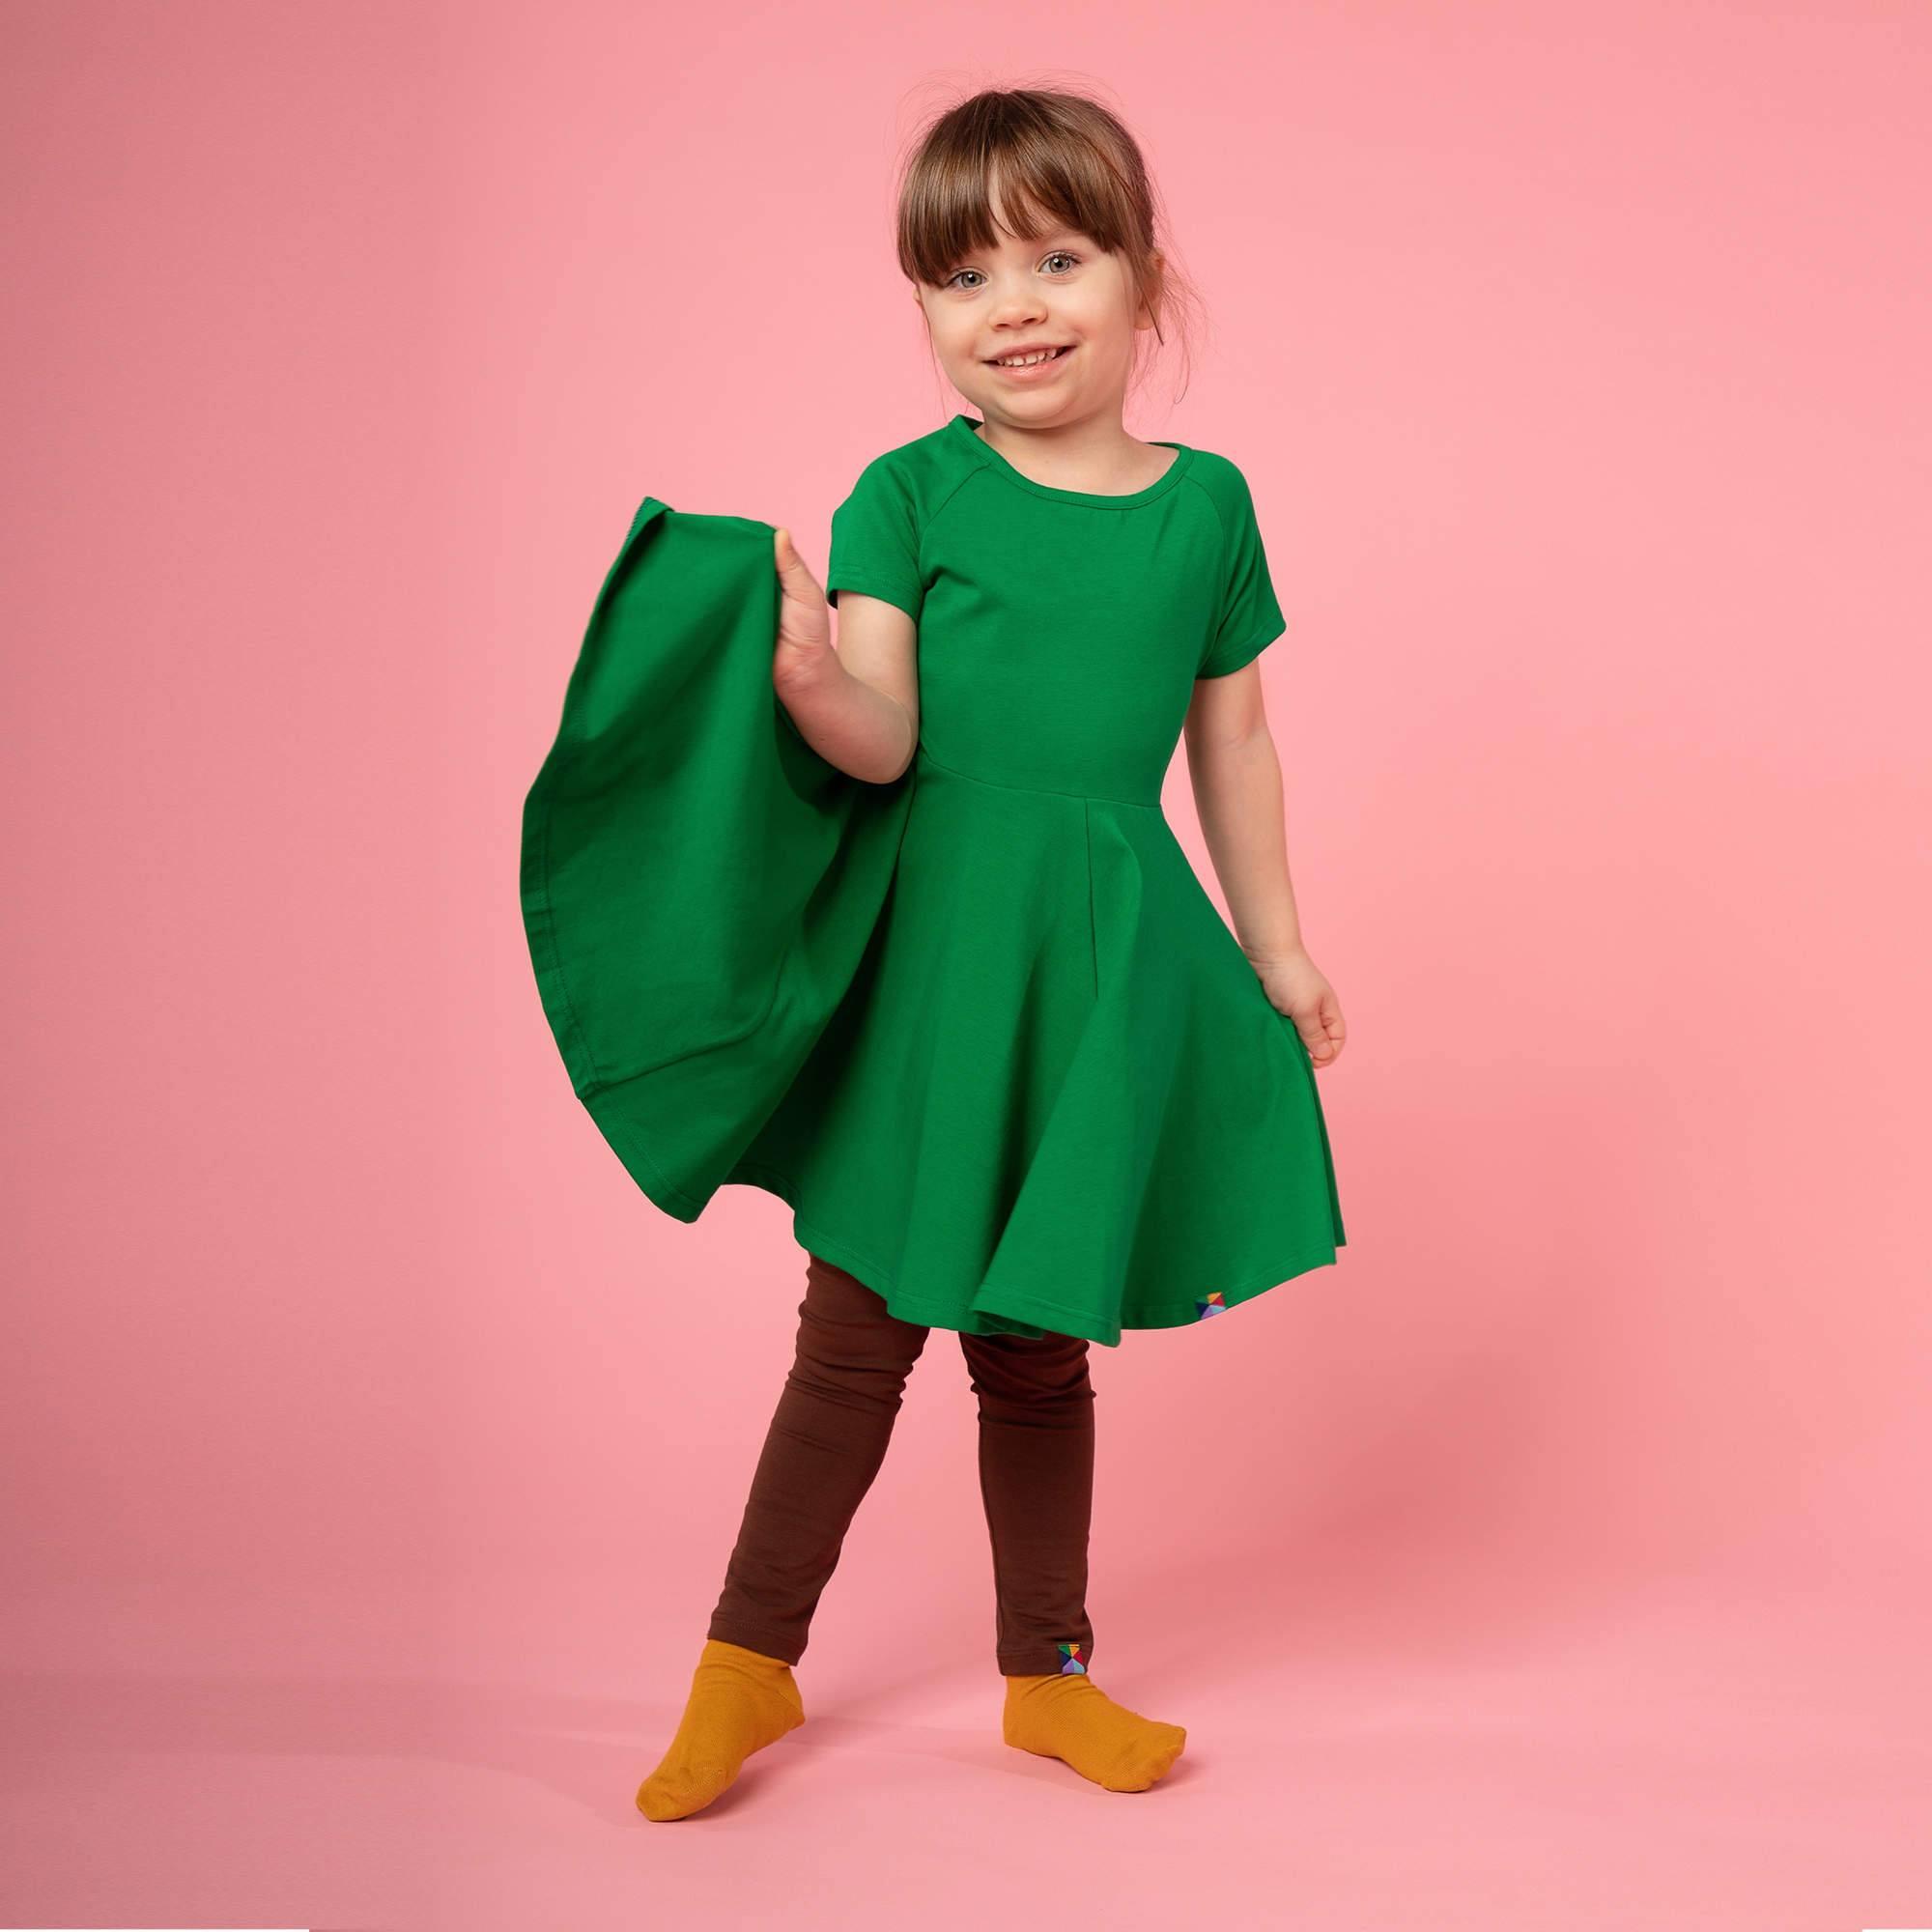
<box><xmin>5</xmin><ymin>3</ymin><xmax>1928</xmax><ymax>1927</ymax></box>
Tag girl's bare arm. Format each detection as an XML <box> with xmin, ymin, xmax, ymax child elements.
<box><xmin>1184</xmin><ymin>663</ymin><xmax>1347</xmax><ymax>1065</ymax></box>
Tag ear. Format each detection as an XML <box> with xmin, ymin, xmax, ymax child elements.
<box><xmin>1137</xmin><ymin>252</ymin><xmax>1167</xmax><ymax>328</ymax></box>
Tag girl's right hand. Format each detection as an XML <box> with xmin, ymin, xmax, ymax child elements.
<box><xmin>772</xmin><ymin>527</ymin><xmax>835</xmax><ymax>696</ymax></box>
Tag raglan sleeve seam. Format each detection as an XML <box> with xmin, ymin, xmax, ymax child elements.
<box><xmin>826</xmin><ymin>454</ymin><xmax>926</xmax><ymax>622</ymax></box>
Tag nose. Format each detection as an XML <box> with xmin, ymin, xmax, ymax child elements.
<box><xmin>987</xmin><ymin>277</ymin><xmax>1047</xmax><ymax>330</ymax></box>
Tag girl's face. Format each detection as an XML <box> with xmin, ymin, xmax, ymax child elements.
<box><xmin>916</xmin><ymin>194</ymin><xmax>1155</xmax><ymax>432</ymax></box>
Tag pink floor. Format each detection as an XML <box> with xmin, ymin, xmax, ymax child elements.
<box><xmin>6</xmin><ymin>1541</ymin><xmax>1925</xmax><ymax>1930</ymax></box>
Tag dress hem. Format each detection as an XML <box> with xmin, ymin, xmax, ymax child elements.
<box><xmin>577</xmin><ymin>1079</ymin><xmax>1346</xmax><ymax>1348</ymax></box>
<box><xmin>726</xmin><ymin>1158</ymin><xmax>1343</xmax><ymax>1350</ymax></box>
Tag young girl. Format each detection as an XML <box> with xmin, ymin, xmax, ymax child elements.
<box><xmin>522</xmin><ymin>87</ymin><xmax>1346</xmax><ymax>1818</ymax></box>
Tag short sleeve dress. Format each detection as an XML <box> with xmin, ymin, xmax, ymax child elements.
<box><xmin>520</xmin><ymin>412</ymin><xmax>1345</xmax><ymax>1346</ymax></box>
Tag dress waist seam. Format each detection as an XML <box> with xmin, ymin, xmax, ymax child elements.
<box><xmin>915</xmin><ymin>744</ymin><xmax>1161</xmax><ymax>810</ymax></box>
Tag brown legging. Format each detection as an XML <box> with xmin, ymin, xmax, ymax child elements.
<box><xmin>707</xmin><ymin>1251</ymin><xmax>1096</xmax><ymax>1676</ymax></box>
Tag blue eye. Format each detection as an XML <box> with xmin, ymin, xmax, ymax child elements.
<box><xmin>943</xmin><ymin>250</ymin><xmax>1081</xmax><ymax>291</ymax></box>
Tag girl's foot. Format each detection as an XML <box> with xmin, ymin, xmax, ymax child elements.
<box><xmin>1002</xmin><ymin>1669</ymin><xmax>1186</xmax><ymax>1791</ymax></box>
<box><xmin>636</xmin><ymin>1637</ymin><xmax>805</xmax><ymax>1821</ymax></box>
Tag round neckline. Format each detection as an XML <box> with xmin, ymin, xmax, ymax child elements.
<box><xmin>950</xmin><ymin>413</ymin><xmax>1194</xmax><ymax>507</ymax></box>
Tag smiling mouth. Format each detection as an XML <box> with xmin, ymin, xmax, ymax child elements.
<box><xmin>986</xmin><ymin>345</ymin><xmax>1075</xmax><ymax>369</ymax></box>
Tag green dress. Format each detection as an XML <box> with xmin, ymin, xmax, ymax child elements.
<box><xmin>521</xmin><ymin>412</ymin><xmax>1345</xmax><ymax>1346</ymax></box>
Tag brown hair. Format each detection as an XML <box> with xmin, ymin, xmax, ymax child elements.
<box><xmin>895</xmin><ymin>86</ymin><xmax>1200</xmax><ymax>405</ymax></box>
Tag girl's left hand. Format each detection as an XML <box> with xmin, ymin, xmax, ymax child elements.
<box><xmin>1248</xmin><ymin>946</ymin><xmax>1347</xmax><ymax>1067</ymax></box>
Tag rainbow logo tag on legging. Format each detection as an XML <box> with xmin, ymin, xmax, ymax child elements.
<box><xmin>1195</xmin><ymin>1291</ymin><xmax>1228</xmax><ymax>1319</ymax></box>
<box><xmin>1058</xmin><ymin>1642</ymin><xmax>1087</xmax><ymax>1675</ymax></box>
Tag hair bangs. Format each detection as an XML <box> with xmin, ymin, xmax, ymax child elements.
<box><xmin>897</xmin><ymin>100</ymin><xmax>1142</xmax><ymax>289</ymax></box>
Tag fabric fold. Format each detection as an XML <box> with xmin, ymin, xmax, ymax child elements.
<box><xmin>520</xmin><ymin>497</ymin><xmax>914</xmax><ymax>1221</ymax></box>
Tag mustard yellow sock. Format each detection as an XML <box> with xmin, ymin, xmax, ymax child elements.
<box><xmin>1002</xmin><ymin>1668</ymin><xmax>1187</xmax><ymax>1791</ymax></box>
<box><xmin>636</xmin><ymin>1637</ymin><xmax>805</xmax><ymax>1821</ymax></box>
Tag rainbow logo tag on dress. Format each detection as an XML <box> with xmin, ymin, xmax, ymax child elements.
<box><xmin>1195</xmin><ymin>1291</ymin><xmax>1228</xmax><ymax>1319</ymax></box>
<box><xmin>1057</xmin><ymin>1642</ymin><xmax>1087</xmax><ymax>1675</ymax></box>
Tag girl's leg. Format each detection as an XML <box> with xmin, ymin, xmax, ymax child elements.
<box><xmin>957</xmin><ymin>1325</ymin><xmax>1096</xmax><ymax>1675</ymax></box>
<box><xmin>706</xmin><ymin>1251</ymin><xmax>931</xmax><ymax>1664</ymax></box>
<box><xmin>959</xmin><ymin>1324</ymin><xmax>1186</xmax><ymax>1793</ymax></box>
<box><xmin>640</xmin><ymin>1252</ymin><xmax>929</xmax><ymax>1821</ymax></box>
